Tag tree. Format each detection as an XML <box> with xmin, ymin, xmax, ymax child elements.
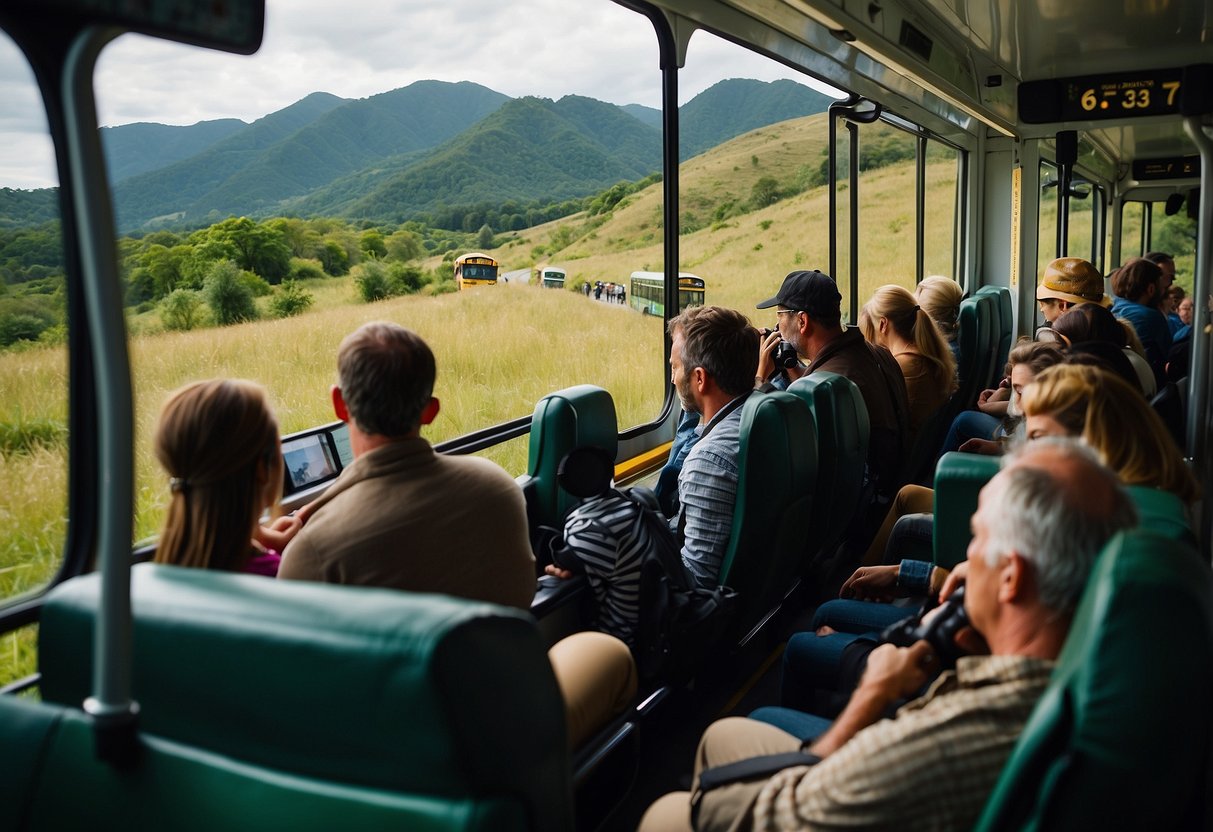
<box><xmin>385</xmin><ymin>229</ymin><xmax>423</xmax><ymax>262</ymax></box>
<box><xmin>750</xmin><ymin>176</ymin><xmax>781</xmax><ymax>208</ymax></box>
<box><xmin>159</xmin><ymin>289</ymin><xmax>203</xmax><ymax>331</ymax></box>
<box><xmin>360</xmin><ymin>230</ymin><xmax>387</xmax><ymax>259</ymax></box>
<box><xmin>192</xmin><ymin>217</ymin><xmax>291</xmax><ymax>284</ymax></box>
<box><xmin>476</xmin><ymin>224</ymin><xmax>495</xmax><ymax>250</ymax></box>
<box><xmin>203</xmin><ymin>260</ymin><xmax>257</xmax><ymax>326</ymax></box>
<box><xmin>318</xmin><ymin>240</ymin><xmax>350</xmax><ymax>276</ymax></box>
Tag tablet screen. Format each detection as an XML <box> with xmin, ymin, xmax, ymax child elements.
<box><xmin>281</xmin><ymin>432</ymin><xmax>339</xmax><ymax>492</ymax></box>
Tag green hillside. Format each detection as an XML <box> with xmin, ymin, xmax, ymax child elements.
<box><xmin>680</xmin><ymin>78</ymin><xmax>833</xmax><ymax>157</ymax></box>
<box><xmin>101</xmin><ymin>118</ymin><xmax>248</xmax><ymax>182</ymax></box>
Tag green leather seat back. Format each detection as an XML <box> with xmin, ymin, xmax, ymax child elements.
<box><xmin>976</xmin><ymin>530</ymin><xmax>1213</xmax><ymax>831</ymax></box>
<box><xmin>524</xmin><ymin>385</ymin><xmax>618</xmax><ymax>528</ymax></box>
<box><xmin>956</xmin><ymin>296</ymin><xmax>995</xmax><ymax>411</ymax></box>
<box><xmin>0</xmin><ymin>695</ymin><xmax>525</xmax><ymax>831</ymax></box>
<box><xmin>786</xmin><ymin>373</ymin><xmax>869</xmax><ymax>559</ymax></box>
<box><xmin>932</xmin><ymin>451</ymin><xmax>1000</xmax><ymax>570</ymax></box>
<box><xmin>718</xmin><ymin>391</ymin><xmax>817</xmax><ymax>637</ymax></box>
<box><xmin>38</xmin><ymin>565</ymin><xmax>571</xmax><ymax>832</ymax></box>
<box><xmin>976</xmin><ymin>286</ymin><xmax>1014</xmax><ymax>388</ymax></box>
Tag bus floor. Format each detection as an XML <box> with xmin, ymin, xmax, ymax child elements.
<box><xmin>599</xmin><ymin>566</ymin><xmax>848</xmax><ymax>832</ymax></box>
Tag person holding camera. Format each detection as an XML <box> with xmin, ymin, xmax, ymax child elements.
<box><xmin>639</xmin><ymin>438</ymin><xmax>1136</xmax><ymax>832</ymax></box>
<box><xmin>756</xmin><ymin>269</ymin><xmax>911</xmax><ymax>506</ymax></box>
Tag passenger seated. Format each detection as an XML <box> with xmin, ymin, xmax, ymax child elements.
<box><xmin>785</xmin><ymin>362</ymin><xmax>1198</xmax><ymax>718</ymax></box>
<box><xmin>1049</xmin><ymin>301</ymin><xmax>1155</xmax><ymax>396</ymax></box>
<box><xmin>152</xmin><ymin>378</ymin><xmax>301</xmax><ymax>576</ymax></box>
<box><xmin>756</xmin><ymin>269</ymin><xmax>910</xmax><ymax>527</ymax></box>
<box><xmin>858</xmin><ymin>284</ymin><xmax>956</xmax><ymax>449</ymax></box>
<box><xmin>639</xmin><ymin>439</ymin><xmax>1136</xmax><ymax>832</ymax></box>
<box><xmin>914</xmin><ymin>275</ymin><xmax>963</xmax><ymax>363</ymax></box>
<box><xmin>1110</xmin><ymin>257</ymin><xmax>1172</xmax><ymax>384</ymax></box>
<box><xmin>278</xmin><ymin>321</ymin><xmax>636</xmax><ymax>748</ymax></box>
<box><xmin>664</xmin><ymin>305</ymin><xmax>760</xmax><ymax>588</ymax></box>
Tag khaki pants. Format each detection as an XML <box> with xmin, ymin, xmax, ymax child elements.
<box><xmin>548</xmin><ymin>631</ymin><xmax>637</xmax><ymax>749</ymax></box>
<box><xmin>639</xmin><ymin>717</ymin><xmax>801</xmax><ymax>832</ymax></box>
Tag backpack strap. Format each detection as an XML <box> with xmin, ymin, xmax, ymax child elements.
<box><xmin>691</xmin><ymin>751</ymin><xmax>822</xmax><ymax>823</ymax></box>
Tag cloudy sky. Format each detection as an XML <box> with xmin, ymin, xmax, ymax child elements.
<box><xmin>1</xmin><ymin>0</ymin><xmax>841</xmax><ymax>190</ymax></box>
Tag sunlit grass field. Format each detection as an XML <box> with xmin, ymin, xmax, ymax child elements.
<box><xmin>0</xmin><ymin>114</ymin><xmax>966</xmax><ymax>684</ymax></box>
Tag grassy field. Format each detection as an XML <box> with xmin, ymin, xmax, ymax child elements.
<box><xmin>1</xmin><ymin>113</ymin><xmax>960</xmax><ymax>685</ymax></box>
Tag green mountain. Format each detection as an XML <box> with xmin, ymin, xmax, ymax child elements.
<box><xmin>53</xmin><ymin>78</ymin><xmax>834</xmax><ymax>232</ymax></box>
<box><xmin>622</xmin><ymin>103</ymin><xmax>661</xmax><ymax>129</ymax></box>
<box><xmin>318</xmin><ymin>95</ymin><xmax>662</xmax><ymax>222</ymax></box>
<box><xmin>680</xmin><ymin>78</ymin><xmax>833</xmax><ymax>157</ymax></box>
<box><xmin>111</xmin><ymin>91</ymin><xmax>351</xmax><ymax>229</ymax></box>
<box><xmin>101</xmin><ymin>118</ymin><xmax>247</xmax><ymax>181</ymax></box>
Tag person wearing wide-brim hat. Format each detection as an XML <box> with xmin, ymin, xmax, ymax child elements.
<box><xmin>1035</xmin><ymin>257</ymin><xmax>1111</xmax><ymax>324</ymax></box>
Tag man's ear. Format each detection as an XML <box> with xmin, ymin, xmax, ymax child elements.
<box><xmin>331</xmin><ymin>385</ymin><xmax>350</xmax><ymax>423</ymax></box>
<box><xmin>419</xmin><ymin>397</ymin><xmax>440</xmax><ymax>426</ymax></box>
<box><xmin>999</xmin><ymin>552</ymin><xmax>1028</xmax><ymax>603</ymax></box>
<box><xmin>692</xmin><ymin>367</ymin><xmax>708</xmax><ymax>394</ymax></box>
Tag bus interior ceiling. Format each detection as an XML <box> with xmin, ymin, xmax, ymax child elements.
<box><xmin>1</xmin><ymin>0</ymin><xmax>1212</xmax><ymax>828</ymax></box>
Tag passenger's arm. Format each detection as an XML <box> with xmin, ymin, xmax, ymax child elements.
<box><xmin>255</xmin><ymin>514</ymin><xmax>302</xmax><ymax>552</ymax></box>
<box><xmin>806</xmin><ymin>641</ymin><xmax>937</xmax><ymax>759</ymax></box>
<box><xmin>678</xmin><ymin>449</ymin><xmax>738</xmax><ymax>587</ymax></box>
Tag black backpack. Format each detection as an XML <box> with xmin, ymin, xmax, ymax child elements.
<box><xmin>552</xmin><ymin>446</ymin><xmax>737</xmax><ymax>684</ymax></box>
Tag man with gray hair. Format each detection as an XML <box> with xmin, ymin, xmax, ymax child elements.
<box><xmin>640</xmin><ymin>438</ymin><xmax>1136</xmax><ymax>832</ymax></box>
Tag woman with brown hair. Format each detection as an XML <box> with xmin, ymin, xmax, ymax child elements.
<box><xmin>153</xmin><ymin>379</ymin><xmax>299</xmax><ymax>575</ymax></box>
<box><xmin>859</xmin><ymin>284</ymin><xmax>957</xmax><ymax>444</ymax></box>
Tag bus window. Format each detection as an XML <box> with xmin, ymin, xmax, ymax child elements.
<box><xmin>93</xmin><ymin>0</ymin><xmax>665</xmax><ymax>504</ymax></box>
<box><xmin>923</xmin><ymin>138</ymin><xmax>962</xmax><ymax>281</ymax></box>
<box><xmin>0</xmin><ymin>30</ymin><xmax>67</xmax><ymax>684</ymax></box>
<box><xmin>1065</xmin><ymin>181</ymin><xmax>1099</xmax><ymax>265</ymax></box>
<box><xmin>679</xmin><ymin>28</ymin><xmax>842</xmax><ymax>320</ymax></box>
<box><xmin>855</xmin><ymin>120</ymin><xmax>918</xmax><ymax>295</ymax></box>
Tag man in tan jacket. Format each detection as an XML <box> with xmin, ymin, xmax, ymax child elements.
<box><xmin>280</xmin><ymin>321</ymin><xmax>635</xmax><ymax>747</ymax></box>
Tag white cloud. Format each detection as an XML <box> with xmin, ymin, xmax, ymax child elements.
<box><xmin>1</xmin><ymin>0</ymin><xmax>843</xmax><ymax>190</ymax></box>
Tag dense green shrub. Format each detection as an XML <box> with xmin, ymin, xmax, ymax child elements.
<box><xmin>203</xmin><ymin>261</ymin><xmax>258</xmax><ymax>326</ymax></box>
<box><xmin>353</xmin><ymin>261</ymin><xmax>390</xmax><ymax>303</ymax></box>
<box><xmin>269</xmin><ymin>280</ymin><xmax>315</xmax><ymax>318</ymax></box>
<box><xmin>0</xmin><ymin>313</ymin><xmax>49</xmax><ymax>346</ymax></box>
<box><xmin>388</xmin><ymin>262</ymin><xmax>427</xmax><ymax>295</ymax></box>
<box><xmin>289</xmin><ymin>258</ymin><xmax>326</xmax><ymax>281</ymax></box>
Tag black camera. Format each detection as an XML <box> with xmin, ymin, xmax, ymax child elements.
<box><xmin>880</xmin><ymin>586</ymin><xmax>969</xmax><ymax>667</ymax></box>
<box><xmin>761</xmin><ymin>328</ymin><xmax>800</xmax><ymax>370</ymax></box>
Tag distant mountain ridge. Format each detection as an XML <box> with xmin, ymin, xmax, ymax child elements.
<box><xmin>18</xmin><ymin>78</ymin><xmax>833</xmax><ymax>232</ymax></box>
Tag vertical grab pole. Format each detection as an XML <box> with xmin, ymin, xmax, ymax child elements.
<box><xmin>1183</xmin><ymin>117</ymin><xmax>1213</xmax><ymax>547</ymax></box>
<box><xmin>62</xmin><ymin>28</ymin><xmax>140</xmax><ymax>765</ymax></box>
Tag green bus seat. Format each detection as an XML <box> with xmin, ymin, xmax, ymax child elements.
<box><xmin>0</xmin><ymin>695</ymin><xmax>527</xmax><ymax>831</ymax></box>
<box><xmin>932</xmin><ymin>451</ymin><xmax>1000</xmax><ymax>570</ymax></box>
<box><xmin>523</xmin><ymin>385</ymin><xmax>618</xmax><ymax>532</ymax></box>
<box><xmin>37</xmin><ymin>565</ymin><xmax>572</xmax><ymax>832</ymax></box>
<box><xmin>718</xmin><ymin>390</ymin><xmax>817</xmax><ymax>640</ymax></box>
<box><xmin>976</xmin><ymin>530</ymin><xmax>1213</xmax><ymax>831</ymax></box>
<box><xmin>975</xmin><ymin>285</ymin><xmax>1014</xmax><ymax>388</ymax></box>
<box><xmin>956</xmin><ymin>295</ymin><xmax>996</xmax><ymax>411</ymax></box>
<box><xmin>786</xmin><ymin>372</ymin><xmax>869</xmax><ymax>563</ymax></box>
<box><xmin>1126</xmin><ymin>485</ymin><xmax>1196</xmax><ymax>545</ymax></box>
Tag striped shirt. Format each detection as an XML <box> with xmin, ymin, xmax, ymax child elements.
<box><xmin>678</xmin><ymin>395</ymin><xmax>748</xmax><ymax>588</ymax></box>
<box><xmin>752</xmin><ymin>655</ymin><xmax>1055</xmax><ymax>831</ymax></box>
<box><xmin>563</xmin><ymin>492</ymin><xmax>649</xmax><ymax>645</ymax></box>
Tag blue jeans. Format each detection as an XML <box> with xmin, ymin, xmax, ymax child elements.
<box><xmin>939</xmin><ymin>410</ymin><xmax>1000</xmax><ymax>456</ymax></box>
<box><xmin>748</xmin><ymin>706</ymin><xmax>833</xmax><ymax>742</ymax></box>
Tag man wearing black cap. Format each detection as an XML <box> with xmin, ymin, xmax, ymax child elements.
<box><xmin>756</xmin><ymin>270</ymin><xmax>910</xmax><ymax>503</ymax></box>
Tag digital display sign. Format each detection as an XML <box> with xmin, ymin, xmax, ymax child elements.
<box><xmin>1132</xmin><ymin>156</ymin><xmax>1200</xmax><ymax>181</ymax></box>
<box><xmin>1019</xmin><ymin>65</ymin><xmax>1213</xmax><ymax>124</ymax></box>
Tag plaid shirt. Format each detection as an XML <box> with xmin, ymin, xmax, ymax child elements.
<box><xmin>751</xmin><ymin>654</ymin><xmax>1054</xmax><ymax>831</ymax></box>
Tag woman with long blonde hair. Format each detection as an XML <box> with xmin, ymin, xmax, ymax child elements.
<box><xmin>859</xmin><ymin>284</ymin><xmax>957</xmax><ymax>444</ymax></box>
<box><xmin>153</xmin><ymin>379</ymin><xmax>299</xmax><ymax>575</ymax></box>
<box><xmin>1021</xmin><ymin>363</ymin><xmax>1198</xmax><ymax>503</ymax></box>
<box><xmin>914</xmin><ymin>275</ymin><xmax>963</xmax><ymax>359</ymax></box>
